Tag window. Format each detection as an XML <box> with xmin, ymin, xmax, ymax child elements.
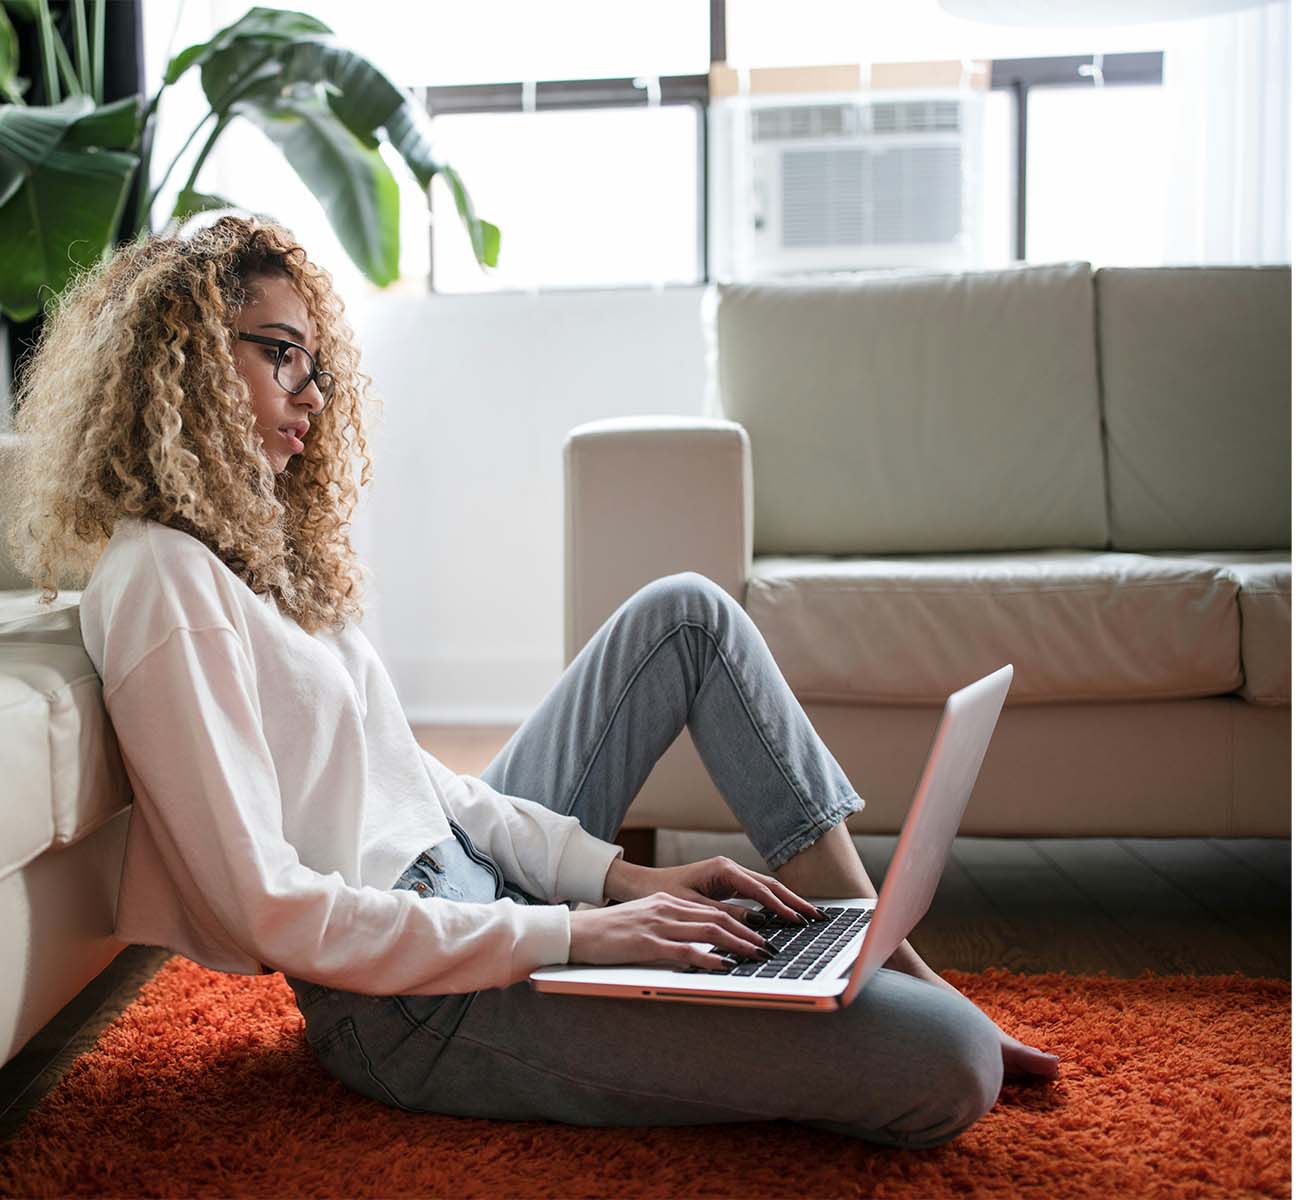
<box><xmin>991</xmin><ymin>53</ymin><xmax>1165</xmax><ymax>264</ymax></box>
<box><xmin>428</xmin><ymin>105</ymin><xmax>703</xmax><ymax>292</ymax></box>
<box><xmin>1026</xmin><ymin>82</ymin><xmax>1169</xmax><ymax>267</ymax></box>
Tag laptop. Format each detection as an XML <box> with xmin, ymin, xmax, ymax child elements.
<box><xmin>530</xmin><ymin>663</ymin><xmax>1013</xmax><ymax>1012</ymax></box>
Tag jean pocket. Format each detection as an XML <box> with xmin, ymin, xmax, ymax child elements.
<box><xmin>309</xmin><ymin>1016</ymin><xmax>425</xmax><ymax>1114</ymax></box>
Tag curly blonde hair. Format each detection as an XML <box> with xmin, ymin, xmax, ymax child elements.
<box><xmin>2</xmin><ymin>215</ymin><xmax>377</xmax><ymax>635</ymax></box>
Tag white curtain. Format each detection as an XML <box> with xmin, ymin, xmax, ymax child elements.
<box><xmin>1160</xmin><ymin>0</ymin><xmax>1291</xmax><ymax>264</ymax></box>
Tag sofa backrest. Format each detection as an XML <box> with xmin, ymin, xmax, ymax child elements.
<box><xmin>713</xmin><ymin>261</ymin><xmax>1108</xmax><ymax>556</ymax></box>
<box><xmin>1095</xmin><ymin>266</ymin><xmax>1290</xmax><ymax>551</ymax></box>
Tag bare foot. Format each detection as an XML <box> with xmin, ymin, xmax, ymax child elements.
<box><xmin>889</xmin><ymin>949</ymin><xmax>1060</xmax><ymax>1081</ymax></box>
<box><xmin>997</xmin><ymin>1028</ymin><xmax>1060</xmax><ymax>1079</ymax></box>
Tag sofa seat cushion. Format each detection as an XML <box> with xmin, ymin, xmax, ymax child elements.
<box><xmin>0</xmin><ymin>595</ymin><xmax>131</xmax><ymax>880</ymax></box>
<box><xmin>1147</xmin><ymin>552</ymin><xmax>1290</xmax><ymax>706</ymax></box>
<box><xmin>745</xmin><ymin>551</ymin><xmax>1241</xmax><ymax>705</ymax></box>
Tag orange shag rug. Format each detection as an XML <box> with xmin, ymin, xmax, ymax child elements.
<box><xmin>0</xmin><ymin>957</ymin><xmax>1289</xmax><ymax>1199</ymax></box>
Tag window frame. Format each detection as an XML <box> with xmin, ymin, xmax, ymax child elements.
<box><xmin>989</xmin><ymin>51</ymin><xmax>1164</xmax><ymax>262</ymax></box>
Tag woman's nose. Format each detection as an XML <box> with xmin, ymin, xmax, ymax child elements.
<box><xmin>300</xmin><ymin>379</ymin><xmax>327</xmax><ymax>413</ymax></box>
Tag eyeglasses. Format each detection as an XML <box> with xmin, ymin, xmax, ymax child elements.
<box><xmin>237</xmin><ymin>332</ymin><xmax>335</xmax><ymax>406</ymax></box>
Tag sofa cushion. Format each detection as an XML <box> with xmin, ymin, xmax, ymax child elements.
<box><xmin>1097</xmin><ymin>266</ymin><xmax>1291</xmax><ymax>550</ymax></box>
<box><xmin>0</xmin><ymin>597</ymin><xmax>132</xmax><ymax>880</ymax></box>
<box><xmin>745</xmin><ymin>551</ymin><xmax>1241</xmax><ymax>705</ymax></box>
<box><xmin>713</xmin><ymin>261</ymin><xmax>1108</xmax><ymax>556</ymax></box>
<box><xmin>1147</xmin><ymin>551</ymin><xmax>1290</xmax><ymax>706</ymax></box>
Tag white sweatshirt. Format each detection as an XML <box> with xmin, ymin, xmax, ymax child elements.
<box><xmin>76</xmin><ymin>517</ymin><xmax>624</xmax><ymax>996</ymax></box>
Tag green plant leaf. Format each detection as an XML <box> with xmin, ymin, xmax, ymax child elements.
<box><xmin>0</xmin><ymin>3</ymin><xmax>22</xmax><ymax>102</ymax></box>
<box><xmin>154</xmin><ymin>8</ymin><xmax>496</xmax><ymax>279</ymax></box>
<box><xmin>0</xmin><ymin>71</ymin><xmax>27</xmax><ymax>104</ymax></box>
<box><xmin>199</xmin><ymin>33</ymin><xmax>499</xmax><ymax>269</ymax></box>
<box><xmin>0</xmin><ymin>96</ymin><xmax>136</xmax><ymax>318</ymax></box>
<box><xmin>276</xmin><ymin>37</ymin><xmax>399</xmax><ymax>142</ymax></box>
<box><xmin>197</xmin><ymin>45</ymin><xmax>282</xmax><ymax>119</ymax></box>
<box><xmin>164</xmin><ymin>5</ymin><xmax>332</xmax><ymax>86</ymax></box>
<box><xmin>1</xmin><ymin>0</ymin><xmax>42</xmax><ymax>21</ymax></box>
<box><xmin>0</xmin><ymin>95</ymin><xmax>92</xmax><ymax>205</ymax></box>
<box><xmin>232</xmin><ymin>92</ymin><xmax>399</xmax><ymax>285</ymax></box>
<box><xmin>171</xmin><ymin>186</ymin><xmax>235</xmax><ymax>224</ymax></box>
<box><xmin>323</xmin><ymin>84</ymin><xmax>380</xmax><ymax>150</ymax></box>
<box><xmin>0</xmin><ymin>141</ymin><xmax>136</xmax><ymax>320</ymax></box>
<box><xmin>274</xmin><ymin>39</ymin><xmax>500</xmax><ymax>267</ymax></box>
<box><xmin>430</xmin><ymin>161</ymin><xmax>501</xmax><ymax>269</ymax></box>
<box><xmin>0</xmin><ymin>93</ymin><xmax>137</xmax><ymax>222</ymax></box>
<box><xmin>62</xmin><ymin>93</ymin><xmax>140</xmax><ymax>148</ymax></box>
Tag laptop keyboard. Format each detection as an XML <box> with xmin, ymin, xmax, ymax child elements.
<box><xmin>680</xmin><ymin>905</ymin><xmax>871</xmax><ymax>980</ymax></box>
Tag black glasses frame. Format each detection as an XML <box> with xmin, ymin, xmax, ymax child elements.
<box><xmin>237</xmin><ymin>332</ymin><xmax>335</xmax><ymax>404</ymax></box>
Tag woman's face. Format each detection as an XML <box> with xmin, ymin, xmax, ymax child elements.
<box><xmin>232</xmin><ymin>272</ymin><xmax>326</xmax><ymax>473</ymax></box>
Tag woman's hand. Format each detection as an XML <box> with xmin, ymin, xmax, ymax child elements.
<box><xmin>567</xmin><ymin>855</ymin><xmax>825</xmax><ymax>972</ymax></box>
<box><xmin>569</xmin><ymin>892</ymin><xmax>776</xmax><ymax>971</ymax></box>
<box><xmin>603</xmin><ymin>855</ymin><xmax>823</xmax><ymax>923</ymax></box>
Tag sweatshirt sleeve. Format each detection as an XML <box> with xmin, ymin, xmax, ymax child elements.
<box><xmin>419</xmin><ymin>748</ymin><xmax>625</xmax><ymax>908</ymax></box>
<box><xmin>104</xmin><ymin>624</ymin><xmax>576</xmax><ymax>996</ymax></box>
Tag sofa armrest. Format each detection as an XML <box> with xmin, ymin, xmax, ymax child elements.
<box><xmin>563</xmin><ymin>416</ymin><xmax>753</xmax><ymax>663</ymax></box>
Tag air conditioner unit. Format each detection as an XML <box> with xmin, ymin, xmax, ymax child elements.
<box><xmin>711</xmin><ymin>88</ymin><xmax>987</xmax><ymax>279</ymax></box>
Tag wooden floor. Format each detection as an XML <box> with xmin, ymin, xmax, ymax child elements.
<box><xmin>0</xmin><ymin>724</ymin><xmax>1289</xmax><ymax>1142</ymax></box>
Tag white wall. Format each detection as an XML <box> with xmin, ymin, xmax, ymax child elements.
<box><xmin>351</xmin><ymin>284</ymin><xmax>710</xmax><ymax>725</ymax></box>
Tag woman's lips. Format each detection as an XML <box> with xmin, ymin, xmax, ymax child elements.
<box><xmin>279</xmin><ymin>428</ymin><xmax>304</xmax><ymax>453</ymax></box>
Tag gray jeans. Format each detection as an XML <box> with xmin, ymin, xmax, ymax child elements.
<box><xmin>286</xmin><ymin>572</ymin><xmax>1003</xmax><ymax>1149</ymax></box>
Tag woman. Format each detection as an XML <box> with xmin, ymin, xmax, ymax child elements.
<box><xmin>3</xmin><ymin>216</ymin><xmax>1056</xmax><ymax>1149</ymax></box>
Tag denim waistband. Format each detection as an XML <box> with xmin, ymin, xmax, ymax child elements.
<box><xmin>393</xmin><ymin>825</ymin><xmax>500</xmax><ymax>905</ymax></box>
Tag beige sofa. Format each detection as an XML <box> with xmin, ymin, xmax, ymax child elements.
<box><xmin>564</xmin><ymin>263</ymin><xmax>1290</xmax><ymax>846</ymax></box>
<box><xmin>0</xmin><ymin>479</ymin><xmax>133</xmax><ymax>1070</ymax></box>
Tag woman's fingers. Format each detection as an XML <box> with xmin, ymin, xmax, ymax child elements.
<box><xmin>680</xmin><ymin>857</ymin><xmax>818</xmax><ymax>922</ymax></box>
<box><xmin>688</xmin><ymin>919</ymin><xmax>773</xmax><ymax>959</ymax></box>
<box><xmin>665</xmin><ymin>895</ymin><xmax>772</xmax><ymax>954</ymax></box>
<box><xmin>690</xmin><ymin>855</ymin><xmax>826</xmax><ymax>921</ymax></box>
<box><xmin>727</xmin><ymin>864</ymin><xmax>825</xmax><ymax>921</ymax></box>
